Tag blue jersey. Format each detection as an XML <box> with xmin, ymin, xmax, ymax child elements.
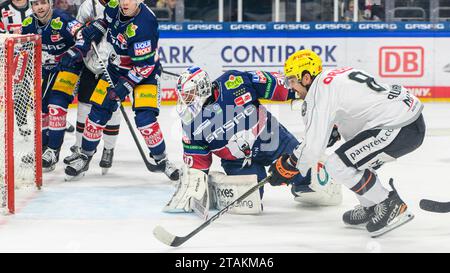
<box><xmin>182</xmin><ymin>70</ymin><xmax>296</xmax><ymax>171</ymax></box>
<box><xmin>102</xmin><ymin>0</ymin><xmax>160</xmax><ymax>84</ymax></box>
<box><xmin>21</xmin><ymin>9</ymin><xmax>82</xmax><ymax>71</ymax></box>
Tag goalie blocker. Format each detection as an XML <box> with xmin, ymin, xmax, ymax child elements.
<box><xmin>163</xmin><ymin>162</ymin><xmax>342</xmax><ymax>217</ymax></box>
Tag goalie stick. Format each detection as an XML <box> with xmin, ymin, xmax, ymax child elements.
<box><xmin>91</xmin><ymin>42</ymin><xmax>161</xmax><ymax>173</ymax></box>
<box><xmin>419</xmin><ymin>199</ymin><xmax>450</xmax><ymax>213</ymax></box>
<box><xmin>153</xmin><ymin>176</ymin><xmax>270</xmax><ymax>247</ymax></box>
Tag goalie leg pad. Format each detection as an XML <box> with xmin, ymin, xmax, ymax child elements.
<box><xmin>208</xmin><ymin>172</ymin><xmax>262</xmax><ymax>215</ymax></box>
<box><xmin>163</xmin><ymin>166</ymin><xmax>209</xmax><ymax>218</ymax></box>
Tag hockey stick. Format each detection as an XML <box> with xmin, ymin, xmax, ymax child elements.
<box><xmin>153</xmin><ymin>176</ymin><xmax>270</xmax><ymax>247</ymax></box>
<box><xmin>419</xmin><ymin>199</ymin><xmax>450</xmax><ymax>213</ymax></box>
<box><xmin>161</xmin><ymin>69</ymin><xmax>180</xmax><ymax>78</ymax></box>
<box><xmin>90</xmin><ymin>42</ymin><xmax>159</xmax><ymax>172</ymax></box>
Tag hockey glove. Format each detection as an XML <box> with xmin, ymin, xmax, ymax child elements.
<box><xmin>108</xmin><ymin>77</ymin><xmax>135</xmax><ymax>101</ymax></box>
<box><xmin>59</xmin><ymin>47</ymin><xmax>84</xmax><ymax>70</ymax></box>
<box><xmin>81</xmin><ymin>19</ymin><xmax>107</xmax><ymax>45</ymax></box>
<box><xmin>268</xmin><ymin>154</ymin><xmax>300</xmax><ymax>186</ymax></box>
<box><xmin>327</xmin><ymin>125</ymin><xmax>341</xmax><ymax>148</ymax></box>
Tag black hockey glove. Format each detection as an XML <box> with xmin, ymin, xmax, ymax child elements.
<box><xmin>59</xmin><ymin>47</ymin><xmax>84</xmax><ymax>70</ymax></box>
<box><xmin>327</xmin><ymin>125</ymin><xmax>341</xmax><ymax>148</ymax></box>
<box><xmin>268</xmin><ymin>154</ymin><xmax>300</xmax><ymax>186</ymax></box>
<box><xmin>108</xmin><ymin>77</ymin><xmax>135</xmax><ymax>101</ymax></box>
<box><xmin>81</xmin><ymin>19</ymin><xmax>107</xmax><ymax>45</ymax></box>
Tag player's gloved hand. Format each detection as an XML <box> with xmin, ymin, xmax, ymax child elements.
<box><xmin>59</xmin><ymin>47</ymin><xmax>84</xmax><ymax>70</ymax></box>
<box><xmin>327</xmin><ymin>125</ymin><xmax>341</xmax><ymax>148</ymax></box>
<box><xmin>268</xmin><ymin>154</ymin><xmax>300</xmax><ymax>186</ymax></box>
<box><xmin>107</xmin><ymin>77</ymin><xmax>135</xmax><ymax>101</ymax></box>
<box><xmin>81</xmin><ymin>19</ymin><xmax>107</xmax><ymax>45</ymax></box>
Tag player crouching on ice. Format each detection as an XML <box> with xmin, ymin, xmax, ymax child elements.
<box><xmin>61</xmin><ymin>0</ymin><xmax>179</xmax><ymax>181</ymax></box>
<box><xmin>163</xmin><ymin>66</ymin><xmax>343</xmax><ymax>218</ymax></box>
<box><xmin>268</xmin><ymin>49</ymin><xmax>426</xmax><ymax>237</ymax></box>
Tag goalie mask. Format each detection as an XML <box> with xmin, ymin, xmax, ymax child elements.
<box><xmin>176</xmin><ymin>66</ymin><xmax>212</xmax><ymax>124</ymax></box>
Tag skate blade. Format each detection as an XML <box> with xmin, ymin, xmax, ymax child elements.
<box><xmin>64</xmin><ymin>172</ymin><xmax>85</xmax><ymax>182</ymax></box>
<box><xmin>101</xmin><ymin>168</ymin><xmax>110</xmax><ymax>175</ymax></box>
<box><xmin>370</xmin><ymin>211</ymin><xmax>415</xmax><ymax>238</ymax></box>
<box><xmin>344</xmin><ymin>222</ymin><xmax>367</xmax><ymax>230</ymax></box>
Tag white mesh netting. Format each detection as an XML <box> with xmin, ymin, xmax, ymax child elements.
<box><xmin>0</xmin><ymin>34</ymin><xmax>40</xmax><ymax>213</ymax></box>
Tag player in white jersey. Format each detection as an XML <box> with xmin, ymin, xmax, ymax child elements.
<box><xmin>268</xmin><ymin>49</ymin><xmax>426</xmax><ymax>238</ymax></box>
<box><xmin>0</xmin><ymin>0</ymin><xmax>31</xmax><ymax>33</ymax></box>
<box><xmin>63</xmin><ymin>0</ymin><xmax>121</xmax><ymax>175</ymax></box>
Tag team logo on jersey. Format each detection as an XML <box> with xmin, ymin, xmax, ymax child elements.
<box><xmin>117</xmin><ymin>33</ymin><xmax>127</xmax><ymax>45</ymax></box>
<box><xmin>108</xmin><ymin>0</ymin><xmax>119</xmax><ymax>8</ymax></box>
<box><xmin>125</xmin><ymin>23</ymin><xmax>138</xmax><ymax>39</ymax></box>
<box><xmin>50</xmin><ymin>34</ymin><xmax>62</xmax><ymax>42</ymax></box>
<box><xmin>234</xmin><ymin>92</ymin><xmax>252</xmax><ymax>106</ymax></box>
<box><xmin>301</xmin><ymin>101</ymin><xmax>307</xmax><ymax>116</ymax></box>
<box><xmin>225</xmin><ymin>75</ymin><xmax>244</xmax><ymax>90</ymax></box>
<box><xmin>50</xmin><ymin>17</ymin><xmax>63</xmax><ymax>30</ymax></box>
<box><xmin>249</xmin><ymin>71</ymin><xmax>267</xmax><ymax>84</ymax></box>
<box><xmin>134</xmin><ymin>40</ymin><xmax>152</xmax><ymax>56</ymax></box>
<box><xmin>22</xmin><ymin>17</ymin><xmax>33</xmax><ymax>27</ymax></box>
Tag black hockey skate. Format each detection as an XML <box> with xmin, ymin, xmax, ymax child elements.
<box><xmin>64</xmin><ymin>152</ymin><xmax>92</xmax><ymax>181</ymax></box>
<box><xmin>366</xmin><ymin>179</ymin><xmax>414</xmax><ymax>238</ymax></box>
<box><xmin>149</xmin><ymin>154</ymin><xmax>180</xmax><ymax>181</ymax></box>
<box><xmin>343</xmin><ymin>205</ymin><xmax>375</xmax><ymax>228</ymax></box>
<box><xmin>63</xmin><ymin>145</ymin><xmax>80</xmax><ymax>165</ymax></box>
<box><xmin>42</xmin><ymin>147</ymin><xmax>60</xmax><ymax>173</ymax></box>
<box><xmin>99</xmin><ymin>148</ymin><xmax>114</xmax><ymax>175</ymax></box>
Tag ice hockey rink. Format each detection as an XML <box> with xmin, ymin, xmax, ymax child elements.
<box><xmin>1</xmin><ymin>102</ymin><xmax>449</xmax><ymax>253</ymax></box>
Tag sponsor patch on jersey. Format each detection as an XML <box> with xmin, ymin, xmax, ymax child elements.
<box><xmin>234</xmin><ymin>92</ymin><xmax>252</xmax><ymax>106</ymax></box>
<box><xmin>50</xmin><ymin>17</ymin><xmax>63</xmax><ymax>30</ymax></box>
<box><xmin>225</xmin><ymin>75</ymin><xmax>244</xmax><ymax>90</ymax></box>
<box><xmin>249</xmin><ymin>71</ymin><xmax>267</xmax><ymax>84</ymax></box>
<box><xmin>133</xmin><ymin>64</ymin><xmax>155</xmax><ymax>78</ymax></box>
<box><xmin>50</xmin><ymin>34</ymin><xmax>62</xmax><ymax>42</ymax></box>
<box><xmin>125</xmin><ymin>23</ymin><xmax>138</xmax><ymax>39</ymax></box>
<box><xmin>67</xmin><ymin>20</ymin><xmax>82</xmax><ymax>36</ymax></box>
<box><xmin>133</xmin><ymin>40</ymin><xmax>152</xmax><ymax>56</ymax></box>
<box><xmin>22</xmin><ymin>17</ymin><xmax>33</xmax><ymax>27</ymax></box>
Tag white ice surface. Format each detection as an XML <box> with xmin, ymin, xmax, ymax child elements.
<box><xmin>1</xmin><ymin>103</ymin><xmax>450</xmax><ymax>253</ymax></box>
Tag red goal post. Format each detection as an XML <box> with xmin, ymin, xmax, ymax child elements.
<box><xmin>0</xmin><ymin>34</ymin><xmax>42</xmax><ymax>214</ymax></box>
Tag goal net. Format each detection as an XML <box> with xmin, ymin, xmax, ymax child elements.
<box><xmin>0</xmin><ymin>34</ymin><xmax>42</xmax><ymax>214</ymax></box>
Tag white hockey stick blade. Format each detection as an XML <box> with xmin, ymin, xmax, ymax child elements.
<box><xmin>153</xmin><ymin>225</ymin><xmax>177</xmax><ymax>246</ymax></box>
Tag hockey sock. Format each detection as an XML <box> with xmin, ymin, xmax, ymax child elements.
<box><xmin>42</xmin><ymin>112</ymin><xmax>49</xmax><ymax>147</ymax></box>
<box><xmin>103</xmin><ymin>109</ymin><xmax>121</xmax><ymax>150</ymax></box>
<box><xmin>75</xmin><ymin>102</ymin><xmax>91</xmax><ymax>148</ymax></box>
<box><xmin>138</xmin><ymin>121</ymin><xmax>166</xmax><ymax>156</ymax></box>
<box><xmin>82</xmin><ymin>117</ymin><xmax>105</xmax><ymax>155</ymax></box>
<box><xmin>47</xmin><ymin>104</ymin><xmax>67</xmax><ymax>150</ymax></box>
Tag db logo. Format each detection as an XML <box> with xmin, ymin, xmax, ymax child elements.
<box><xmin>379</xmin><ymin>47</ymin><xmax>424</xmax><ymax>78</ymax></box>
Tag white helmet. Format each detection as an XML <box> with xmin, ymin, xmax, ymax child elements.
<box><xmin>176</xmin><ymin>66</ymin><xmax>212</xmax><ymax>124</ymax></box>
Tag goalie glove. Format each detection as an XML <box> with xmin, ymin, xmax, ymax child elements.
<box><xmin>163</xmin><ymin>166</ymin><xmax>209</xmax><ymax>218</ymax></box>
